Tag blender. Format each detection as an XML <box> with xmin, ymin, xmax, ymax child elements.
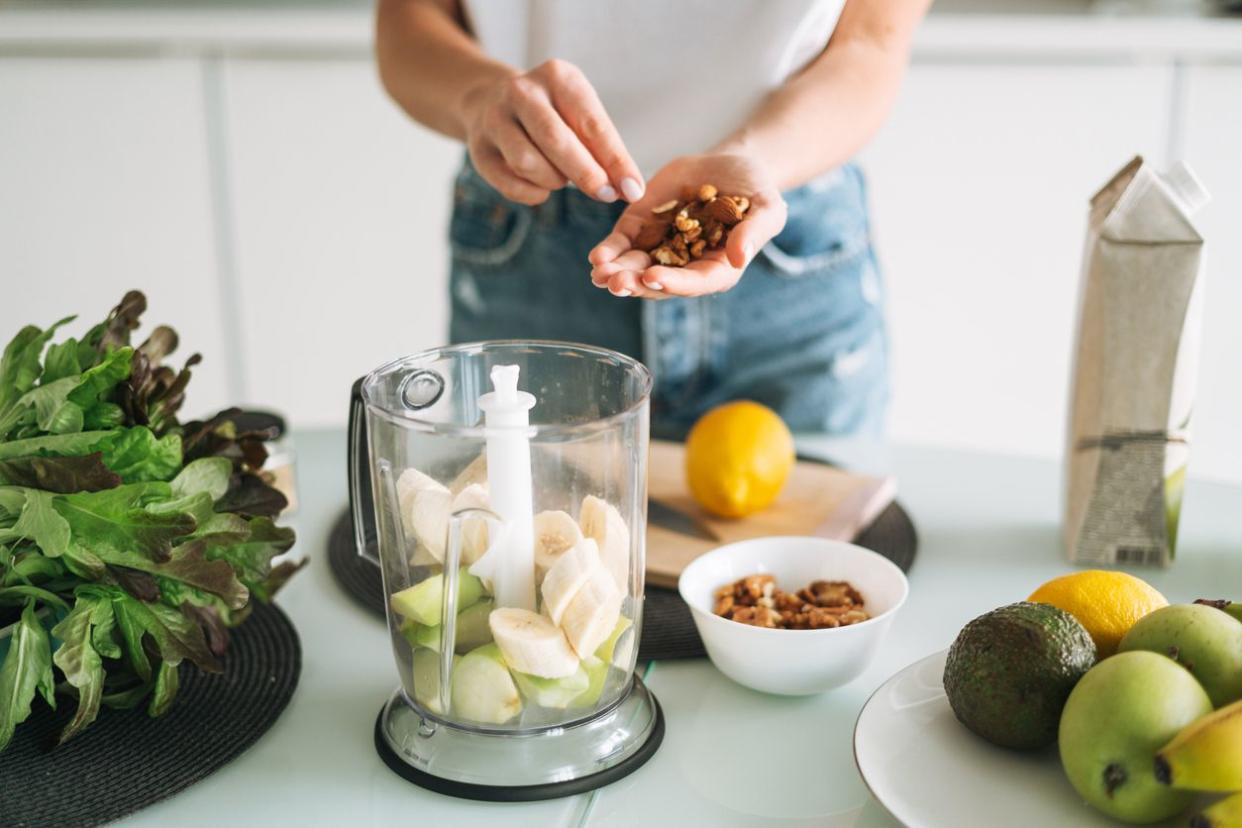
<box><xmin>348</xmin><ymin>341</ymin><xmax>664</xmax><ymax>800</ymax></box>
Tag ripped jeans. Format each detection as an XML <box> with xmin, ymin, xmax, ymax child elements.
<box><xmin>447</xmin><ymin>159</ymin><xmax>889</xmax><ymax>439</ymax></box>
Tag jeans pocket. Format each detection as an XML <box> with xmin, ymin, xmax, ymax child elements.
<box><xmin>759</xmin><ymin>165</ymin><xmax>871</xmax><ymax>278</ymax></box>
<box><xmin>449</xmin><ymin>164</ymin><xmax>533</xmax><ymax>267</ymax></box>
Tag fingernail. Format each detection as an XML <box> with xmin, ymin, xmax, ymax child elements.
<box><xmin>620</xmin><ymin>177</ymin><xmax>644</xmax><ymax>202</ymax></box>
<box><xmin>642</xmin><ymin>279</ymin><xmax>663</xmax><ymax>291</ymax></box>
<box><xmin>743</xmin><ymin>242</ymin><xmax>755</xmax><ymax>264</ymax></box>
<box><xmin>596</xmin><ymin>185</ymin><xmax>617</xmax><ymax>202</ymax></box>
<box><xmin>611</xmin><ymin>288</ymin><xmax>632</xmax><ymax>297</ymax></box>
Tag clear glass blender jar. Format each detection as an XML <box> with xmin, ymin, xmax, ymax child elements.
<box><xmin>349</xmin><ymin>342</ymin><xmax>662</xmax><ymax>796</ymax></box>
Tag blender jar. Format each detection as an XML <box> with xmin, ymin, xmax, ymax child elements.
<box><xmin>349</xmin><ymin>341</ymin><xmax>663</xmax><ymax>799</ymax></box>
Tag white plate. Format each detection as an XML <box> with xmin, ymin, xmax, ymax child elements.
<box><xmin>853</xmin><ymin>650</ymin><xmax>1187</xmax><ymax>828</ymax></box>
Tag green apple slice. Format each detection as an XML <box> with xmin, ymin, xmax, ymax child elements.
<box><xmin>571</xmin><ymin>656</ymin><xmax>610</xmax><ymax>709</ymax></box>
<box><xmin>411</xmin><ymin>647</ymin><xmax>456</xmax><ymax>714</ymax></box>
<box><xmin>594</xmin><ymin>615</ymin><xmax>633</xmax><ymax>664</ymax></box>
<box><xmin>390</xmin><ymin>569</ymin><xmax>485</xmax><ymax>626</ymax></box>
<box><xmin>451</xmin><ymin>643</ymin><xmax>522</xmax><ymax>725</ymax></box>
<box><xmin>513</xmin><ymin>663</ymin><xmax>590</xmax><ymax>709</ymax></box>
<box><xmin>401</xmin><ymin>599</ymin><xmax>495</xmax><ymax>653</ymax></box>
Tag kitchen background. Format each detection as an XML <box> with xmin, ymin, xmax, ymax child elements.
<box><xmin>3</xmin><ymin>0</ymin><xmax>1240</xmax><ymax>480</ymax></box>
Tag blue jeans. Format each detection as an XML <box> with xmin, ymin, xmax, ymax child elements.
<box><xmin>448</xmin><ymin>160</ymin><xmax>889</xmax><ymax>440</ymax></box>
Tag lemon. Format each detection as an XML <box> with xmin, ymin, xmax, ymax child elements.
<box><xmin>1028</xmin><ymin>571</ymin><xmax>1168</xmax><ymax>657</ymax></box>
<box><xmin>685</xmin><ymin>401</ymin><xmax>795</xmax><ymax>519</ymax></box>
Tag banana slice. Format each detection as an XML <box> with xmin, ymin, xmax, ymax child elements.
<box><xmin>560</xmin><ymin>563</ymin><xmax>623</xmax><ymax>659</ymax></box>
<box><xmin>450</xmin><ymin>483</ymin><xmax>491</xmax><ymax>564</ymax></box>
<box><xmin>489</xmin><ymin>607</ymin><xmax>580</xmax><ymax>679</ymax></box>
<box><xmin>397</xmin><ymin>468</ymin><xmax>451</xmax><ymax>562</ymax></box>
<box><xmin>540</xmin><ymin>537</ymin><xmax>601</xmax><ymax>625</ymax></box>
<box><xmin>579</xmin><ymin>495</ymin><xmax>631</xmax><ymax>593</ymax></box>
<box><xmin>533</xmin><ymin>510</ymin><xmax>583</xmax><ymax>582</ymax></box>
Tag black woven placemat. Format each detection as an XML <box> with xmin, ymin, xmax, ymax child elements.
<box><xmin>328</xmin><ymin>494</ymin><xmax>917</xmax><ymax>661</ymax></box>
<box><xmin>0</xmin><ymin>601</ymin><xmax>301</xmax><ymax>828</ymax></box>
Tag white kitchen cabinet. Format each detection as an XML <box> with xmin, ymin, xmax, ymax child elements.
<box><xmin>0</xmin><ymin>57</ymin><xmax>232</xmax><ymax>418</ymax></box>
<box><xmin>220</xmin><ymin>58</ymin><xmax>460</xmax><ymax>428</ymax></box>
<box><xmin>1182</xmin><ymin>65</ymin><xmax>1242</xmax><ymax>485</ymax></box>
<box><xmin>862</xmin><ymin>63</ymin><xmax>1172</xmax><ymax>463</ymax></box>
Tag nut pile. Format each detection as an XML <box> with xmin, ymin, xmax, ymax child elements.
<box><xmin>713</xmin><ymin>575</ymin><xmax>870</xmax><ymax>629</ymax></box>
<box><xmin>634</xmin><ymin>184</ymin><xmax>750</xmax><ymax>267</ymax></box>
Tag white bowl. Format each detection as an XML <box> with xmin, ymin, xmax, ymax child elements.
<box><xmin>677</xmin><ymin>537</ymin><xmax>909</xmax><ymax>696</ymax></box>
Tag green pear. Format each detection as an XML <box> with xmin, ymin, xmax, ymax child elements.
<box><xmin>1120</xmin><ymin>603</ymin><xmax>1242</xmax><ymax>708</ymax></box>
<box><xmin>1059</xmin><ymin>651</ymin><xmax>1212</xmax><ymax>823</ymax></box>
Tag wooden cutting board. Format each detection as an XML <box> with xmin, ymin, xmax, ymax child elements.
<box><xmin>645</xmin><ymin>440</ymin><xmax>896</xmax><ymax>589</ymax></box>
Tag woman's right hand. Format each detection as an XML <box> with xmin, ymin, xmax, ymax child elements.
<box><xmin>459</xmin><ymin>59</ymin><xmax>644</xmax><ymax>206</ymax></box>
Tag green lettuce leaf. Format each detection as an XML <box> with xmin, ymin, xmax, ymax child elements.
<box><xmin>0</xmin><ymin>316</ymin><xmax>74</xmax><ymax>412</ymax></box>
<box><xmin>51</xmin><ymin>592</ymin><xmax>114</xmax><ymax>744</ymax></box>
<box><xmin>4</xmin><ymin>346</ymin><xmax>133</xmax><ymax>438</ymax></box>
<box><xmin>53</xmin><ymin>483</ymin><xmax>193</xmax><ymax>564</ymax></box>
<box><xmin>0</xmin><ymin>600</ymin><xmax>56</xmax><ymax>751</ymax></box>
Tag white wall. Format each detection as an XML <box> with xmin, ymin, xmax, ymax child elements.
<box><xmin>2</xmin><ymin>20</ymin><xmax>1239</xmax><ymax>484</ymax></box>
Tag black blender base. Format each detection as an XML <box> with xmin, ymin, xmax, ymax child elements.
<box><xmin>373</xmin><ymin>694</ymin><xmax>664</xmax><ymax>802</ymax></box>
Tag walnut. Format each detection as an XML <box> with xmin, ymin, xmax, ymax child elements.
<box><xmin>713</xmin><ymin>574</ymin><xmax>869</xmax><ymax>630</ymax></box>
<box><xmin>697</xmin><ymin>184</ymin><xmax>718</xmax><ymax>201</ymax></box>
<box><xmin>731</xmin><ymin>605</ymin><xmax>781</xmax><ymax>628</ymax></box>
<box><xmin>651</xmin><ymin>245</ymin><xmax>688</xmax><ymax>267</ymax></box>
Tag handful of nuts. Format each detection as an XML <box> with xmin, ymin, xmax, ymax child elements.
<box><xmin>713</xmin><ymin>574</ymin><xmax>871</xmax><ymax>630</ymax></box>
<box><xmin>634</xmin><ymin>184</ymin><xmax>751</xmax><ymax>267</ymax></box>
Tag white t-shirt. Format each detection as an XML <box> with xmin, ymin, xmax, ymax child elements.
<box><xmin>462</xmin><ymin>0</ymin><xmax>846</xmax><ymax>177</ymax></box>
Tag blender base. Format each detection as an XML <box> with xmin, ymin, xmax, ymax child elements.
<box><xmin>373</xmin><ymin>675</ymin><xmax>665</xmax><ymax>801</ymax></box>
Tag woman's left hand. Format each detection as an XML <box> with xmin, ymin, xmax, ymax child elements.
<box><xmin>588</xmin><ymin>151</ymin><xmax>787</xmax><ymax>299</ymax></box>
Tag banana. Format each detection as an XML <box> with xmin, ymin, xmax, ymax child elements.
<box><xmin>1156</xmin><ymin>697</ymin><xmax>1242</xmax><ymax>792</ymax></box>
<box><xmin>560</xmin><ymin>562</ymin><xmax>623</xmax><ymax>659</ymax></box>
<box><xmin>451</xmin><ymin>643</ymin><xmax>522</xmax><ymax>725</ymax></box>
<box><xmin>579</xmin><ymin>495</ymin><xmax>631</xmax><ymax>593</ymax></box>
<box><xmin>450</xmin><ymin>483</ymin><xmax>491</xmax><ymax>564</ymax></box>
<box><xmin>533</xmin><ymin>510</ymin><xmax>583</xmax><ymax>582</ymax></box>
<box><xmin>488</xmin><ymin>607</ymin><xmax>580</xmax><ymax>679</ymax></box>
<box><xmin>397</xmin><ymin>467</ymin><xmax>452</xmax><ymax>563</ymax></box>
<box><xmin>1193</xmin><ymin>791</ymin><xmax>1242</xmax><ymax>828</ymax></box>
<box><xmin>540</xmin><ymin>537</ymin><xmax>602</xmax><ymax>625</ymax></box>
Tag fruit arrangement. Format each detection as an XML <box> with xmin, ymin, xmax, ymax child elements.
<box><xmin>387</xmin><ymin>465</ymin><xmax>633</xmax><ymax>725</ymax></box>
<box><xmin>945</xmin><ymin>572</ymin><xmax>1242</xmax><ymax>825</ymax></box>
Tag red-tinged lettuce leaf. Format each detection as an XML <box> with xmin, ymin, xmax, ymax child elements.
<box><xmin>0</xmin><ymin>453</ymin><xmax>121</xmax><ymax>493</ymax></box>
<box><xmin>0</xmin><ymin>600</ymin><xmax>56</xmax><ymax>751</ymax></box>
<box><xmin>109</xmin><ymin>566</ymin><xmax>160</xmax><ymax>602</ymax></box>
<box><xmin>53</xmin><ymin>483</ymin><xmax>194</xmax><ymax>565</ymax></box>
<box><xmin>181</xmin><ymin>602</ymin><xmax>230</xmax><ymax>657</ymax></box>
<box><xmin>107</xmin><ymin>585</ymin><xmax>221</xmax><ymax>674</ymax></box>
<box><xmin>153</xmin><ymin>540</ymin><xmax>249</xmax><ymax>610</ymax></box>
<box><xmin>95</xmin><ymin>290</ymin><xmax>147</xmax><ymax>353</ymax></box>
<box><xmin>50</xmin><ymin>593</ymin><xmax>115</xmax><ymax>744</ymax></box>
<box><xmin>181</xmin><ymin>408</ymin><xmax>273</xmax><ymax>472</ymax></box>
<box><xmin>216</xmin><ymin>473</ymin><xmax>287</xmax><ymax>519</ymax></box>
<box><xmin>257</xmin><ymin>558</ymin><xmax>307</xmax><ymax>604</ymax></box>
<box><xmin>205</xmin><ymin>516</ymin><xmax>296</xmax><ymax>601</ymax></box>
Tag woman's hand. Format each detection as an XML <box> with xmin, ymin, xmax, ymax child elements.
<box><xmin>459</xmin><ymin>58</ymin><xmax>644</xmax><ymax>206</ymax></box>
<box><xmin>588</xmin><ymin>151</ymin><xmax>787</xmax><ymax>298</ymax></box>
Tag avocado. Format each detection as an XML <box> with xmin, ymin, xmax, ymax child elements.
<box><xmin>944</xmin><ymin>601</ymin><xmax>1097</xmax><ymax>750</ymax></box>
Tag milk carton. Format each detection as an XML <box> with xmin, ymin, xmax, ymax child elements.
<box><xmin>1064</xmin><ymin>156</ymin><xmax>1209</xmax><ymax>567</ymax></box>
